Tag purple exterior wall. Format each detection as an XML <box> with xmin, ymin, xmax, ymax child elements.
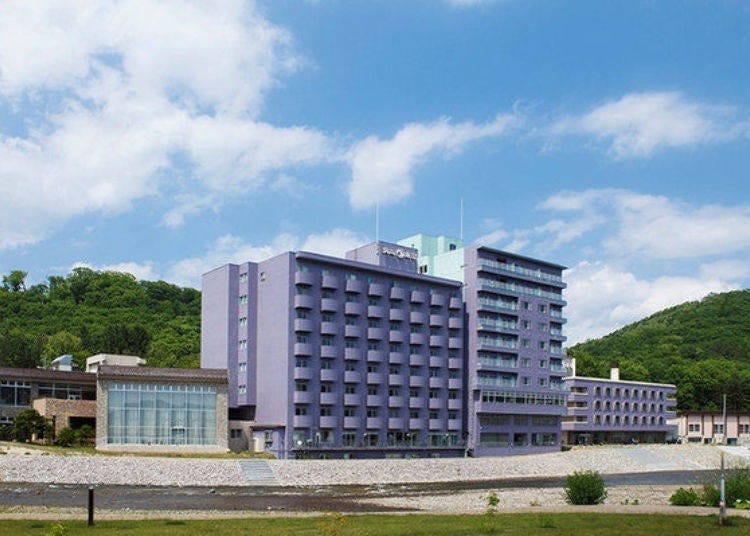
<box><xmin>345</xmin><ymin>241</ymin><xmax>419</xmax><ymax>273</ymax></box>
<box><xmin>563</xmin><ymin>376</ymin><xmax>677</xmax><ymax>445</ymax></box>
<box><xmin>463</xmin><ymin>244</ymin><xmax>568</xmax><ymax>456</ymax></box>
<box><xmin>202</xmin><ymin>244</ymin><xmax>464</xmax><ymax>459</ymax></box>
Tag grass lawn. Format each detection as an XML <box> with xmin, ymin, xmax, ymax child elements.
<box><xmin>8</xmin><ymin>513</ymin><xmax>750</xmax><ymax>535</ymax></box>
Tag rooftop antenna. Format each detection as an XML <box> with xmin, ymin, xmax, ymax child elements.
<box><xmin>459</xmin><ymin>197</ymin><xmax>464</xmax><ymax>243</ymax></box>
<box><xmin>375</xmin><ymin>201</ymin><xmax>380</xmax><ymax>244</ymax></box>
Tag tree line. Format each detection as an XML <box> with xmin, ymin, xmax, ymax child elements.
<box><xmin>0</xmin><ymin>268</ymin><xmax>201</xmax><ymax>370</ymax></box>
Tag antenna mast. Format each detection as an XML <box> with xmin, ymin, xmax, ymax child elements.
<box><xmin>459</xmin><ymin>197</ymin><xmax>464</xmax><ymax>242</ymax></box>
<box><xmin>375</xmin><ymin>201</ymin><xmax>380</xmax><ymax>243</ymax></box>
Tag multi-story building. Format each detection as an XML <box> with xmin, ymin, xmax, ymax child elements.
<box><xmin>672</xmin><ymin>412</ymin><xmax>750</xmax><ymax>445</ymax></box>
<box><xmin>202</xmin><ymin>241</ymin><xmax>465</xmax><ymax>459</ymax></box>
<box><xmin>562</xmin><ymin>362</ymin><xmax>677</xmax><ymax>445</ymax></box>
<box><xmin>398</xmin><ymin>234</ymin><xmax>568</xmax><ymax>455</ymax></box>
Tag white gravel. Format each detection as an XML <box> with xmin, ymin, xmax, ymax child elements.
<box><xmin>0</xmin><ymin>444</ymin><xmax>742</xmax><ymax>487</ymax></box>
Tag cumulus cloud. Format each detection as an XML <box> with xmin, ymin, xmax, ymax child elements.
<box><xmin>347</xmin><ymin>114</ymin><xmax>517</xmax><ymax>210</ymax></box>
<box><xmin>551</xmin><ymin>91</ymin><xmax>741</xmax><ymax>159</ymax></box>
<box><xmin>564</xmin><ymin>260</ymin><xmax>739</xmax><ymax>344</ymax></box>
<box><xmin>72</xmin><ymin>261</ymin><xmax>159</xmax><ymax>281</ymax></box>
<box><xmin>0</xmin><ymin>1</ymin><xmax>333</xmax><ymax>248</ymax></box>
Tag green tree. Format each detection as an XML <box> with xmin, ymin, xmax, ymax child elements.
<box><xmin>12</xmin><ymin>409</ymin><xmax>49</xmax><ymax>442</ymax></box>
<box><xmin>2</xmin><ymin>270</ymin><xmax>27</xmax><ymax>292</ymax></box>
<box><xmin>42</xmin><ymin>331</ymin><xmax>83</xmax><ymax>367</ymax></box>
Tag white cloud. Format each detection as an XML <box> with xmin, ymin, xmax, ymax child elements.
<box><xmin>564</xmin><ymin>260</ymin><xmax>739</xmax><ymax>344</ymax></box>
<box><xmin>72</xmin><ymin>261</ymin><xmax>158</xmax><ymax>281</ymax></box>
<box><xmin>166</xmin><ymin>228</ymin><xmax>368</xmax><ymax>287</ymax></box>
<box><xmin>551</xmin><ymin>91</ymin><xmax>740</xmax><ymax>159</ymax></box>
<box><xmin>0</xmin><ymin>1</ymin><xmax>333</xmax><ymax>249</ymax></box>
<box><xmin>541</xmin><ymin>189</ymin><xmax>750</xmax><ymax>260</ymax></box>
<box><xmin>347</xmin><ymin>114</ymin><xmax>517</xmax><ymax>210</ymax></box>
<box><xmin>444</xmin><ymin>0</ymin><xmax>501</xmax><ymax>6</ymax></box>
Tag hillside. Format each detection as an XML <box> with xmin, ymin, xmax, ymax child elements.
<box><xmin>0</xmin><ymin>268</ymin><xmax>201</xmax><ymax>370</ymax></box>
<box><xmin>568</xmin><ymin>289</ymin><xmax>750</xmax><ymax>412</ymax></box>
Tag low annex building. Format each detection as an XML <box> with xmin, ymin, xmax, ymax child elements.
<box><xmin>673</xmin><ymin>412</ymin><xmax>750</xmax><ymax>445</ymax></box>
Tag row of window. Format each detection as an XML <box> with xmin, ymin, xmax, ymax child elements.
<box><xmin>295</xmin><ymin>406</ymin><xmax>460</xmax><ymax>420</ymax></box>
<box><xmin>295</xmin><ymin>382</ymin><xmax>460</xmax><ymax>399</ymax></box>
<box><xmin>479</xmin><ymin>432</ymin><xmax>558</xmax><ymax>447</ymax></box>
<box><xmin>578</xmin><ymin>386</ymin><xmax>671</xmax><ymax>400</ymax></box>
<box><xmin>688</xmin><ymin>424</ymin><xmax>750</xmax><ymax>434</ymax></box>
<box><xmin>590</xmin><ymin>414</ymin><xmax>666</xmax><ymax>427</ymax></box>
<box><xmin>480</xmin><ymin>390</ymin><xmax>567</xmax><ymax>406</ymax></box>
<box><xmin>478</xmin><ymin>414</ymin><xmax>558</xmax><ymax>426</ymax></box>
<box><xmin>292</xmin><ymin>429</ymin><xmax>462</xmax><ymax>448</ymax></box>
<box><xmin>590</xmin><ymin>400</ymin><xmax>668</xmax><ymax>413</ymax></box>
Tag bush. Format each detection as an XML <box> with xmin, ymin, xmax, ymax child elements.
<box><xmin>564</xmin><ymin>470</ymin><xmax>608</xmax><ymax>505</ymax></box>
<box><xmin>669</xmin><ymin>487</ymin><xmax>701</xmax><ymax>506</ymax></box>
<box><xmin>55</xmin><ymin>427</ymin><xmax>77</xmax><ymax>447</ymax></box>
<box><xmin>701</xmin><ymin>484</ymin><xmax>721</xmax><ymax>507</ymax></box>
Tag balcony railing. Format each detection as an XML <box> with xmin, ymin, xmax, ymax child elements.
<box><xmin>478</xmin><ymin>279</ymin><xmax>564</xmax><ymax>301</ymax></box>
<box><xmin>479</xmin><ymin>259</ymin><xmax>563</xmax><ymax>283</ymax></box>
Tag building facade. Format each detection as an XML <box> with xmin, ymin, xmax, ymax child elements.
<box><xmin>95</xmin><ymin>365</ymin><xmax>228</xmax><ymax>452</ymax></box>
<box><xmin>398</xmin><ymin>235</ymin><xmax>568</xmax><ymax>455</ymax></box>
<box><xmin>562</xmin><ymin>364</ymin><xmax>677</xmax><ymax>445</ymax></box>
<box><xmin>672</xmin><ymin>412</ymin><xmax>750</xmax><ymax>445</ymax></box>
<box><xmin>202</xmin><ymin>241</ymin><xmax>465</xmax><ymax>459</ymax></box>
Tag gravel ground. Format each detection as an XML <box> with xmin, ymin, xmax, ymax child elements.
<box><xmin>0</xmin><ymin>444</ymin><xmax>740</xmax><ymax>487</ymax></box>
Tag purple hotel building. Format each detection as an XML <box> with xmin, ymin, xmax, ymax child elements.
<box><xmin>562</xmin><ymin>361</ymin><xmax>677</xmax><ymax>445</ymax></box>
<box><xmin>397</xmin><ymin>235</ymin><xmax>568</xmax><ymax>455</ymax></box>
<box><xmin>202</xmin><ymin>241</ymin><xmax>465</xmax><ymax>458</ymax></box>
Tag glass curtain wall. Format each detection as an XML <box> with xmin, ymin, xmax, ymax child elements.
<box><xmin>107</xmin><ymin>382</ymin><xmax>217</xmax><ymax>445</ymax></box>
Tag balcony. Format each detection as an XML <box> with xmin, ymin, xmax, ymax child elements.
<box><xmin>294</xmin><ymin>343</ymin><xmax>312</xmax><ymax>356</ymax></box>
<box><xmin>448</xmin><ymin>378</ymin><xmax>462</xmax><ymax>390</ymax></box>
<box><xmin>429</xmin><ymin>398</ymin><xmax>443</xmax><ymax>410</ymax></box>
<box><xmin>411</xmin><ymin>290</ymin><xmax>427</xmax><ymax>303</ymax></box>
<box><xmin>294</xmin><ymin>318</ymin><xmax>313</xmax><ymax>332</ymax></box>
<box><xmin>409</xmin><ymin>353</ymin><xmax>427</xmax><ymax>367</ymax></box>
<box><xmin>367</xmin><ymin>372</ymin><xmax>385</xmax><ymax>384</ymax></box>
<box><xmin>367</xmin><ymin>327</ymin><xmax>385</xmax><ymax>340</ymax></box>
<box><xmin>388</xmin><ymin>396</ymin><xmax>404</xmax><ymax>407</ymax></box>
<box><xmin>293</xmin><ymin>391</ymin><xmax>312</xmax><ymax>404</ymax></box>
<box><xmin>294</xmin><ymin>367</ymin><xmax>313</xmax><ymax>380</ymax></box>
<box><xmin>430</xmin><ymin>335</ymin><xmax>447</xmax><ymax>347</ymax></box>
<box><xmin>366</xmin><ymin>417</ymin><xmax>382</xmax><ymax>429</ymax></box>
<box><xmin>294</xmin><ymin>295</ymin><xmax>314</xmax><ymax>309</ymax></box>
<box><xmin>448</xmin><ymin>337</ymin><xmax>462</xmax><ymax>349</ymax></box>
<box><xmin>320</xmin><ymin>392</ymin><xmax>338</xmax><ymax>405</ymax></box>
<box><xmin>389</xmin><ymin>330</ymin><xmax>405</xmax><ymax>343</ymax></box>
<box><xmin>345</xmin><ymin>302</ymin><xmax>364</xmax><ymax>316</ymax></box>
<box><xmin>293</xmin><ymin>415</ymin><xmax>312</xmax><ymax>428</ymax></box>
<box><xmin>448</xmin><ymin>419</ymin><xmax>462</xmax><ymax>430</ymax></box>
<box><xmin>294</xmin><ymin>271</ymin><xmax>314</xmax><ymax>286</ymax></box>
<box><xmin>368</xmin><ymin>283</ymin><xmax>385</xmax><ymax>297</ymax></box>
<box><xmin>320</xmin><ymin>345</ymin><xmax>338</xmax><ymax>359</ymax></box>
<box><xmin>389</xmin><ymin>352</ymin><xmax>406</xmax><ymax>365</ymax></box>
<box><xmin>320</xmin><ymin>298</ymin><xmax>338</xmax><ymax>312</ymax></box>
<box><xmin>410</xmin><ymin>311</ymin><xmax>426</xmax><ymax>325</ymax></box>
<box><xmin>344</xmin><ymin>416</ymin><xmax>360</xmax><ymax>429</ymax></box>
<box><xmin>321</xmin><ymin>321</ymin><xmax>337</xmax><ymax>335</ymax></box>
<box><xmin>344</xmin><ymin>394</ymin><xmax>361</xmax><ymax>406</ymax></box>
<box><xmin>448</xmin><ymin>399</ymin><xmax>461</xmax><ymax>410</ymax></box>
<box><xmin>430</xmin><ymin>293</ymin><xmax>447</xmax><ymax>307</ymax></box>
<box><xmin>448</xmin><ymin>358</ymin><xmax>462</xmax><ymax>370</ymax></box>
<box><xmin>321</xmin><ymin>275</ymin><xmax>340</xmax><ymax>289</ymax></box>
<box><xmin>389</xmin><ymin>308</ymin><xmax>406</xmax><ymax>322</ymax></box>
<box><xmin>345</xmin><ymin>279</ymin><xmax>364</xmax><ymax>293</ymax></box>
<box><xmin>367</xmin><ymin>394</ymin><xmax>384</xmax><ymax>406</ymax></box>
<box><xmin>478</xmin><ymin>258</ymin><xmax>565</xmax><ymax>287</ymax></box>
<box><xmin>320</xmin><ymin>368</ymin><xmax>338</xmax><ymax>382</ymax></box>
<box><xmin>410</xmin><ymin>332</ymin><xmax>426</xmax><ymax>345</ymax></box>
<box><xmin>429</xmin><ymin>314</ymin><xmax>445</xmax><ymax>327</ymax></box>
<box><xmin>429</xmin><ymin>356</ymin><xmax>446</xmax><ymax>368</ymax></box>
<box><xmin>367</xmin><ymin>350</ymin><xmax>385</xmax><ymax>362</ymax></box>
<box><xmin>409</xmin><ymin>397</ymin><xmax>425</xmax><ymax>409</ymax></box>
<box><xmin>409</xmin><ymin>376</ymin><xmax>426</xmax><ymax>387</ymax></box>
<box><xmin>449</xmin><ymin>297</ymin><xmax>462</xmax><ymax>310</ymax></box>
<box><xmin>388</xmin><ymin>418</ymin><xmax>405</xmax><ymax>430</ymax></box>
<box><xmin>344</xmin><ymin>370</ymin><xmax>361</xmax><ymax>383</ymax></box>
<box><xmin>368</xmin><ymin>305</ymin><xmax>385</xmax><ymax>318</ymax></box>
<box><xmin>448</xmin><ymin>316</ymin><xmax>462</xmax><ymax>329</ymax></box>
<box><xmin>390</xmin><ymin>287</ymin><xmax>408</xmax><ymax>300</ymax></box>
<box><xmin>320</xmin><ymin>416</ymin><xmax>338</xmax><ymax>429</ymax></box>
<box><xmin>409</xmin><ymin>418</ymin><xmax>423</xmax><ymax>429</ymax></box>
<box><xmin>344</xmin><ymin>325</ymin><xmax>362</xmax><ymax>338</ymax></box>
<box><xmin>388</xmin><ymin>373</ymin><xmax>404</xmax><ymax>386</ymax></box>
<box><xmin>429</xmin><ymin>418</ymin><xmax>443</xmax><ymax>430</ymax></box>
<box><xmin>344</xmin><ymin>347</ymin><xmax>362</xmax><ymax>360</ymax></box>
<box><xmin>429</xmin><ymin>376</ymin><xmax>447</xmax><ymax>389</ymax></box>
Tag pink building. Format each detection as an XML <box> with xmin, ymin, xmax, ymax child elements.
<box><xmin>673</xmin><ymin>412</ymin><xmax>750</xmax><ymax>445</ymax></box>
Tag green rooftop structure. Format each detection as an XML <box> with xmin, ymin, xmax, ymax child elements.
<box><xmin>397</xmin><ymin>233</ymin><xmax>465</xmax><ymax>283</ymax></box>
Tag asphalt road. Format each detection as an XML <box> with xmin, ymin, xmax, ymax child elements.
<box><xmin>0</xmin><ymin>470</ymin><xmax>717</xmax><ymax>512</ymax></box>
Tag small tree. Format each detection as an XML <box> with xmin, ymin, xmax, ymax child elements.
<box><xmin>564</xmin><ymin>470</ymin><xmax>608</xmax><ymax>505</ymax></box>
<box><xmin>55</xmin><ymin>427</ymin><xmax>78</xmax><ymax>447</ymax></box>
<box><xmin>12</xmin><ymin>409</ymin><xmax>49</xmax><ymax>442</ymax></box>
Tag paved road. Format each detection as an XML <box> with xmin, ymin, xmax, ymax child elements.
<box><xmin>0</xmin><ymin>470</ymin><xmax>717</xmax><ymax>512</ymax></box>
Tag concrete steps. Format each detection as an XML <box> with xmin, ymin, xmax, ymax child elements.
<box><xmin>239</xmin><ymin>460</ymin><xmax>278</xmax><ymax>486</ymax></box>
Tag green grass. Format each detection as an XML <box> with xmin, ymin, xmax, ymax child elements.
<box><xmin>7</xmin><ymin>513</ymin><xmax>750</xmax><ymax>535</ymax></box>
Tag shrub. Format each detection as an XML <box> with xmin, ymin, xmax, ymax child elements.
<box><xmin>76</xmin><ymin>425</ymin><xmax>95</xmax><ymax>446</ymax></box>
<box><xmin>55</xmin><ymin>427</ymin><xmax>77</xmax><ymax>447</ymax></box>
<box><xmin>669</xmin><ymin>487</ymin><xmax>701</xmax><ymax>506</ymax></box>
<box><xmin>564</xmin><ymin>470</ymin><xmax>607</xmax><ymax>505</ymax></box>
<box><xmin>726</xmin><ymin>467</ymin><xmax>750</xmax><ymax>506</ymax></box>
<box><xmin>12</xmin><ymin>409</ymin><xmax>49</xmax><ymax>442</ymax></box>
<box><xmin>701</xmin><ymin>484</ymin><xmax>721</xmax><ymax>507</ymax></box>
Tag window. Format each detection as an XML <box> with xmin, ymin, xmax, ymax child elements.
<box><xmin>428</xmin><ymin>389</ymin><xmax>440</xmax><ymax>399</ymax></box>
<box><xmin>538</xmin><ymin>341</ymin><xmax>547</xmax><ymax>350</ymax></box>
<box><xmin>714</xmin><ymin>424</ymin><xmax>725</xmax><ymax>434</ymax></box>
<box><xmin>321</xmin><ymin>313</ymin><xmax>334</xmax><ymax>323</ymax></box>
<box><xmin>409</xmin><ymin>388</ymin><xmax>420</xmax><ymax>398</ymax></box>
<box><xmin>238</xmin><ymin>317</ymin><xmax>247</xmax><ymax>327</ymax></box>
<box><xmin>239</xmin><ymin>272</ymin><xmax>248</xmax><ymax>283</ymax></box>
<box><xmin>429</xmin><ymin>410</ymin><xmax>439</xmax><ymax>419</ymax></box>
<box><xmin>345</xmin><ymin>385</ymin><xmax>356</xmax><ymax>394</ymax></box>
<box><xmin>321</xmin><ymin>335</ymin><xmax>335</xmax><ymax>346</ymax></box>
<box><xmin>297</xmin><ymin>310</ymin><xmax>308</xmax><ymax>319</ymax></box>
<box><xmin>367</xmin><ymin>408</ymin><xmax>379</xmax><ymax>417</ymax></box>
<box><xmin>410</xmin><ymin>410</ymin><xmax>420</xmax><ymax>419</ymax></box>
<box><xmin>389</xmin><ymin>366</ymin><xmax>400</xmax><ymax>375</ymax></box>
<box><xmin>230</xmin><ymin>429</ymin><xmax>243</xmax><ymax>439</ymax></box>
<box><xmin>295</xmin><ymin>406</ymin><xmax>308</xmax><ymax>416</ymax></box>
<box><xmin>388</xmin><ymin>387</ymin><xmax>401</xmax><ymax>396</ymax></box>
<box><xmin>345</xmin><ymin>315</ymin><xmax>357</xmax><ymax>325</ymax></box>
<box><xmin>295</xmin><ymin>382</ymin><xmax>307</xmax><ymax>392</ymax></box>
<box><xmin>238</xmin><ymin>385</ymin><xmax>246</xmax><ymax>395</ymax></box>
<box><xmin>521</xmin><ymin>357</ymin><xmax>531</xmax><ymax>368</ymax></box>
<box><xmin>538</xmin><ymin>304</ymin><xmax>547</xmax><ymax>313</ymax></box>
<box><xmin>238</xmin><ymin>362</ymin><xmax>247</xmax><ymax>373</ymax></box>
<box><xmin>239</xmin><ymin>294</ymin><xmax>247</xmax><ymax>304</ymax></box>
<box><xmin>539</xmin><ymin>359</ymin><xmax>547</xmax><ymax>368</ymax></box>
<box><xmin>367</xmin><ymin>364</ymin><xmax>379</xmax><ymax>373</ymax></box>
<box><xmin>320</xmin><ymin>407</ymin><xmax>333</xmax><ymax>416</ymax></box>
<box><xmin>345</xmin><ymin>339</ymin><xmax>358</xmax><ymax>349</ymax></box>
<box><xmin>296</xmin><ymin>334</ymin><xmax>309</xmax><ymax>343</ymax></box>
<box><xmin>320</xmin><ymin>360</ymin><xmax>333</xmax><ymax>370</ymax></box>
<box><xmin>345</xmin><ymin>362</ymin><xmax>357</xmax><ymax>371</ymax></box>
<box><xmin>344</xmin><ymin>407</ymin><xmax>356</xmax><ymax>417</ymax></box>
<box><xmin>521</xmin><ymin>339</ymin><xmax>530</xmax><ymax>348</ymax></box>
<box><xmin>419</xmin><ymin>265</ymin><xmax>429</xmax><ymax>274</ymax></box>
<box><xmin>238</xmin><ymin>339</ymin><xmax>247</xmax><ymax>350</ymax></box>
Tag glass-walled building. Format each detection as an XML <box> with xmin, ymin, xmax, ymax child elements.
<box><xmin>96</xmin><ymin>365</ymin><xmax>228</xmax><ymax>452</ymax></box>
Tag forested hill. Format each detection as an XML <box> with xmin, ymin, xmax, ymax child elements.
<box><xmin>0</xmin><ymin>268</ymin><xmax>201</xmax><ymax>370</ymax></box>
<box><xmin>568</xmin><ymin>289</ymin><xmax>750</xmax><ymax>412</ymax></box>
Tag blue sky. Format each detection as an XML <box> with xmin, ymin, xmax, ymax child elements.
<box><xmin>1</xmin><ymin>0</ymin><xmax>749</xmax><ymax>343</ymax></box>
